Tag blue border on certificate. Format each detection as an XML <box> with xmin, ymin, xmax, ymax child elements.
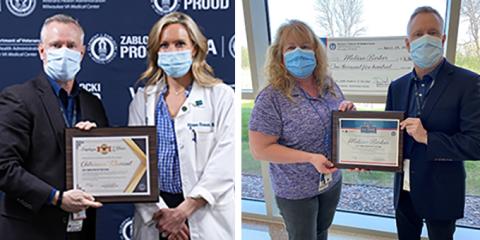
<box><xmin>340</xmin><ymin>119</ymin><xmax>398</xmax><ymax>129</ymax></box>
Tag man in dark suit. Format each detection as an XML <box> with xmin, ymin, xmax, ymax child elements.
<box><xmin>386</xmin><ymin>6</ymin><xmax>480</xmax><ymax>240</ymax></box>
<box><xmin>0</xmin><ymin>14</ymin><xmax>108</xmax><ymax>240</ymax></box>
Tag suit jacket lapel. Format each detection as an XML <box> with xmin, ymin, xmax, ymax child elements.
<box><xmin>420</xmin><ymin>61</ymin><xmax>454</xmax><ymax>121</ymax></box>
<box><xmin>35</xmin><ymin>74</ymin><xmax>66</xmax><ymax>155</ymax></box>
<box><xmin>400</xmin><ymin>77</ymin><xmax>413</xmax><ymax>113</ymax></box>
<box><xmin>398</xmin><ymin>76</ymin><xmax>415</xmax><ymax>155</ymax></box>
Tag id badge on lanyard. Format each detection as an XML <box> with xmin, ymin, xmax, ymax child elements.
<box><xmin>403</xmin><ymin>159</ymin><xmax>411</xmax><ymax>192</ymax></box>
<box><xmin>300</xmin><ymin>89</ymin><xmax>334</xmax><ymax>192</ymax></box>
<box><xmin>59</xmin><ymin>100</ymin><xmax>77</xmax><ymax>128</ymax></box>
<box><xmin>319</xmin><ymin>173</ymin><xmax>333</xmax><ymax>191</ymax></box>
<box><xmin>67</xmin><ymin>210</ymin><xmax>86</xmax><ymax>232</ymax></box>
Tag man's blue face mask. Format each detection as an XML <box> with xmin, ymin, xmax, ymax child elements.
<box><xmin>409</xmin><ymin>35</ymin><xmax>444</xmax><ymax>69</ymax></box>
<box><xmin>157</xmin><ymin>50</ymin><xmax>193</xmax><ymax>78</ymax></box>
<box><xmin>283</xmin><ymin>47</ymin><xmax>317</xmax><ymax>79</ymax></box>
<box><xmin>44</xmin><ymin>48</ymin><xmax>82</xmax><ymax>82</ymax></box>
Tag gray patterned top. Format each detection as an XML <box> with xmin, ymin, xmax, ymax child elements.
<box><xmin>249</xmin><ymin>82</ymin><xmax>344</xmax><ymax>200</ymax></box>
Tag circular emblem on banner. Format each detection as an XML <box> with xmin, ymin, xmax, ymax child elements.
<box><xmin>150</xmin><ymin>0</ymin><xmax>181</xmax><ymax>15</ymax></box>
<box><xmin>6</xmin><ymin>0</ymin><xmax>36</xmax><ymax>17</ymax></box>
<box><xmin>228</xmin><ymin>35</ymin><xmax>235</xmax><ymax>58</ymax></box>
<box><xmin>329</xmin><ymin>43</ymin><xmax>337</xmax><ymax>50</ymax></box>
<box><xmin>119</xmin><ymin>217</ymin><xmax>133</xmax><ymax>240</ymax></box>
<box><xmin>88</xmin><ymin>34</ymin><xmax>117</xmax><ymax>64</ymax></box>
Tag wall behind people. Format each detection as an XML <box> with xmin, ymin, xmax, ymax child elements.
<box><xmin>0</xmin><ymin>1</ymin><xmax>234</xmax><ymax>239</ymax></box>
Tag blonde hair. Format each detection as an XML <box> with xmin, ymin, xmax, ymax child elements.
<box><xmin>141</xmin><ymin>12</ymin><xmax>221</xmax><ymax>87</ymax></box>
<box><xmin>265</xmin><ymin>19</ymin><xmax>334</xmax><ymax>100</ymax></box>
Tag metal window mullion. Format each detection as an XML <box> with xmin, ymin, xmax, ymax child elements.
<box><xmin>445</xmin><ymin>0</ymin><xmax>461</xmax><ymax>63</ymax></box>
<box><xmin>242</xmin><ymin>0</ymin><xmax>270</xmax><ymax>97</ymax></box>
<box><xmin>243</xmin><ymin>0</ymin><xmax>276</xmax><ymax>219</ymax></box>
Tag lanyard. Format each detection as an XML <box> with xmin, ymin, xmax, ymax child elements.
<box><xmin>299</xmin><ymin>88</ymin><xmax>333</xmax><ymax>184</ymax></box>
<box><xmin>58</xmin><ymin>98</ymin><xmax>77</xmax><ymax>128</ymax></box>
<box><xmin>412</xmin><ymin>78</ymin><xmax>435</xmax><ymax>117</ymax></box>
<box><xmin>299</xmin><ymin>88</ymin><xmax>331</xmax><ymax>156</ymax></box>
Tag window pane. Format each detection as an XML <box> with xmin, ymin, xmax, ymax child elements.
<box><xmin>456</xmin><ymin>0</ymin><xmax>480</xmax><ymax>74</ymax></box>
<box><xmin>456</xmin><ymin>0</ymin><xmax>480</xmax><ymax>228</ymax></box>
<box><xmin>242</xmin><ymin>100</ymin><xmax>263</xmax><ymax>200</ymax></box>
<box><xmin>267</xmin><ymin>0</ymin><xmax>446</xmax><ymax>38</ymax></box>
<box><xmin>240</xmin><ymin>3</ymin><xmax>264</xmax><ymax>213</ymax></box>
<box><xmin>239</xmin><ymin>3</ymin><xmax>253</xmax><ymax>92</ymax></box>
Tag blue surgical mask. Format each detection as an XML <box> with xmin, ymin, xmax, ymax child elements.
<box><xmin>157</xmin><ymin>50</ymin><xmax>193</xmax><ymax>78</ymax></box>
<box><xmin>284</xmin><ymin>48</ymin><xmax>317</xmax><ymax>79</ymax></box>
<box><xmin>410</xmin><ymin>35</ymin><xmax>444</xmax><ymax>69</ymax></box>
<box><xmin>43</xmin><ymin>48</ymin><xmax>82</xmax><ymax>82</ymax></box>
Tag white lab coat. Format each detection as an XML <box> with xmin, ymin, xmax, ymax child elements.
<box><xmin>128</xmin><ymin>79</ymin><xmax>235</xmax><ymax>240</ymax></box>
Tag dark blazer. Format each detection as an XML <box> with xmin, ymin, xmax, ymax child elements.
<box><xmin>0</xmin><ymin>74</ymin><xmax>108</xmax><ymax>240</ymax></box>
<box><xmin>386</xmin><ymin>60</ymin><xmax>480</xmax><ymax>220</ymax></box>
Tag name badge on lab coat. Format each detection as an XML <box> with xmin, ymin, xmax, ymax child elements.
<box><xmin>187</xmin><ymin>122</ymin><xmax>214</xmax><ymax>132</ymax></box>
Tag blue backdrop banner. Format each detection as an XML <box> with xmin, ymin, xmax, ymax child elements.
<box><xmin>0</xmin><ymin>1</ymin><xmax>234</xmax><ymax>239</ymax></box>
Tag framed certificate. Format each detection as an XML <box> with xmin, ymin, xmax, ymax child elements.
<box><xmin>66</xmin><ymin>127</ymin><xmax>158</xmax><ymax>203</ymax></box>
<box><xmin>331</xmin><ymin>111</ymin><xmax>404</xmax><ymax>172</ymax></box>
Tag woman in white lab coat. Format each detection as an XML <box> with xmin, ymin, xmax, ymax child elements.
<box><xmin>128</xmin><ymin>12</ymin><xmax>234</xmax><ymax>240</ymax></box>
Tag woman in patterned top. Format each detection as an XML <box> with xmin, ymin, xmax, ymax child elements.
<box><xmin>249</xmin><ymin>19</ymin><xmax>355</xmax><ymax>240</ymax></box>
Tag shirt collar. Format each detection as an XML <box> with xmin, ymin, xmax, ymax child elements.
<box><xmin>70</xmin><ymin>82</ymin><xmax>81</xmax><ymax>97</ymax></box>
<box><xmin>411</xmin><ymin>58</ymin><xmax>445</xmax><ymax>82</ymax></box>
<box><xmin>291</xmin><ymin>85</ymin><xmax>302</xmax><ymax>98</ymax></box>
<box><xmin>292</xmin><ymin>84</ymin><xmax>326</xmax><ymax>100</ymax></box>
<box><xmin>45</xmin><ymin>73</ymin><xmax>80</xmax><ymax>97</ymax></box>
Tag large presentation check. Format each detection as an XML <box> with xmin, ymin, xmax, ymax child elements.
<box><xmin>326</xmin><ymin>36</ymin><xmax>412</xmax><ymax>96</ymax></box>
<box><xmin>66</xmin><ymin>127</ymin><xmax>158</xmax><ymax>203</ymax></box>
<box><xmin>332</xmin><ymin>111</ymin><xmax>404</xmax><ymax>172</ymax></box>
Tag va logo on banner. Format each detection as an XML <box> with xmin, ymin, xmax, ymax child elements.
<box><xmin>329</xmin><ymin>43</ymin><xmax>337</xmax><ymax>51</ymax></box>
<box><xmin>151</xmin><ymin>0</ymin><xmax>181</xmax><ymax>15</ymax></box>
<box><xmin>119</xmin><ymin>217</ymin><xmax>133</xmax><ymax>240</ymax></box>
<box><xmin>228</xmin><ymin>35</ymin><xmax>235</xmax><ymax>58</ymax></box>
<box><xmin>5</xmin><ymin>0</ymin><xmax>36</xmax><ymax>17</ymax></box>
<box><xmin>87</xmin><ymin>33</ymin><xmax>118</xmax><ymax>64</ymax></box>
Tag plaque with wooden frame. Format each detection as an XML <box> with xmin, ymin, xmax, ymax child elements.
<box><xmin>66</xmin><ymin>127</ymin><xmax>158</xmax><ymax>203</ymax></box>
<box><xmin>331</xmin><ymin>111</ymin><xmax>404</xmax><ymax>172</ymax></box>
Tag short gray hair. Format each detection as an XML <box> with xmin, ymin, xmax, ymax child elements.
<box><xmin>40</xmin><ymin>14</ymin><xmax>84</xmax><ymax>43</ymax></box>
<box><xmin>407</xmin><ymin>6</ymin><xmax>444</xmax><ymax>35</ymax></box>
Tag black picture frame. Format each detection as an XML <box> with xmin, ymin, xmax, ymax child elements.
<box><xmin>66</xmin><ymin>127</ymin><xmax>158</xmax><ymax>203</ymax></box>
<box><xmin>331</xmin><ymin>111</ymin><xmax>404</xmax><ymax>172</ymax></box>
